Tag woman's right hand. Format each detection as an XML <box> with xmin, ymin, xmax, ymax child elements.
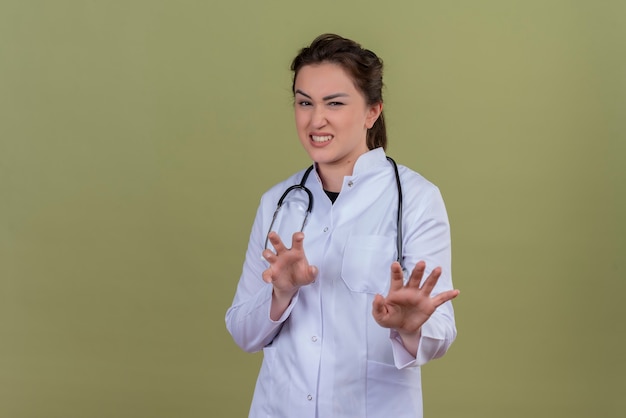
<box><xmin>262</xmin><ymin>231</ymin><xmax>318</xmax><ymax>320</ymax></box>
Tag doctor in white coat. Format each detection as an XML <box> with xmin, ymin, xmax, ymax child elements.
<box><xmin>226</xmin><ymin>33</ymin><xmax>460</xmax><ymax>418</ymax></box>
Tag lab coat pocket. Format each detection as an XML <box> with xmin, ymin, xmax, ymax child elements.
<box><xmin>341</xmin><ymin>235</ymin><xmax>395</xmax><ymax>295</ymax></box>
<box><xmin>366</xmin><ymin>360</ymin><xmax>422</xmax><ymax>416</ymax></box>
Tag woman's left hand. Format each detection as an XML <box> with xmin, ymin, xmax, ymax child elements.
<box><xmin>372</xmin><ymin>261</ymin><xmax>459</xmax><ymax>352</ymax></box>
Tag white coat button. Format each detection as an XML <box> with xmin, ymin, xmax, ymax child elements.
<box><xmin>307</xmin><ymin>395</ymin><xmax>313</xmax><ymax>401</ymax></box>
<box><xmin>323</xmin><ymin>227</ymin><xmax>329</xmax><ymax>233</ymax></box>
<box><xmin>348</xmin><ymin>181</ymin><xmax>354</xmax><ymax>187</ymax></box>
<box><xmin>311</xmin><ymin>336</ymin><xmax>318</xmax><ymax>342</ymax></box>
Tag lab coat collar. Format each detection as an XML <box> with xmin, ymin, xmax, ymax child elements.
<box><xmin>310</xmin><ymin>147</ymin><xmax>388</xmax><ymax>185</ymax></box>
<box><xmin>351</xmin><ymin>147</ymin><xmax>388</xmax><ymax>176</ymax></box>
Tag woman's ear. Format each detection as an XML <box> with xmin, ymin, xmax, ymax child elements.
<box><xmin>365</xmin><ymin>102</ymin><xmax>383</xmax><ymax>129</ymax></box>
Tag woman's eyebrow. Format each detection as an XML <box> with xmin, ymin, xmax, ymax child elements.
<box><xmin>295</xmin><ymin>89</ymin><xmax>312</xmax><ymax>99</ymax></box>
<box><xmin>295</xmin><ymin>90</ymin><xmax>349</xmax><ymax>101</ymax></box>
<box><xmin>322</xmin><ymin>93</ymin><xmax>349</xmax><ymax>101</ymax></box>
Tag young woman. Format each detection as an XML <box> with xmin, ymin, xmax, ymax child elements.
<box><xmin>226</xmin><ymin>33</ymin><xmax>459</xmax><ymax>418</ymax></box>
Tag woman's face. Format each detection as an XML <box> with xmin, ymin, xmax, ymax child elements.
<box><xmin>293</xmin><ymin>62</ymin><xmax>381</xmax><ymax>174</ymax></box>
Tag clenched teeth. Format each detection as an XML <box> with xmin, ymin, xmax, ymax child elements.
<box><xmin>311</xmin><ymin>135</ymin><xmax>333</xmax><ymax>143</ymax></box>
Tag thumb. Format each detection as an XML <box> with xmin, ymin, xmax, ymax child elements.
<box><xmin>261</xmin><ymin>268</ymin><xmax>273</xmax><ymax>284</ymax></box>
<box><xmin>372</xmin><ymin>294</ymin><xmax>386</xmax><ymax>318</ymax></box>
<box><xmin>309</xmin><ymin>265</ymin><xmax>319</xmax><ymax>279</ymax></box>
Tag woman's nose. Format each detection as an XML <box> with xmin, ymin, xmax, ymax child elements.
<box><xmin>311</xmin><ymin>106</ymin><xmax>327</xmax><ymax>128</ymax></box>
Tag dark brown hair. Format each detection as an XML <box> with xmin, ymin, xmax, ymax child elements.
<box><xmin>291</xmin><ymin>34</ymin><xmax>387</xmax><ymax>150</ymax></box>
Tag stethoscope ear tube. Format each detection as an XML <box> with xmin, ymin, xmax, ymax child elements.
<box><xmin>264</xmin><ymin>167</ymin><xmax>314</xmax><ymax>250</ymax></box>
<box><xmin>387</xmin><ymin>157</ymin><xmax>405</xmax><ymax>272</ymax></box>
<box><xmin>276</xmin><ymin>184</ymin><xmax>313</xmax><ymax>214</ymax></box>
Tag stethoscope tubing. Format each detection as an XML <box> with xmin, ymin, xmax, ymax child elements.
<box><xmin>265</xmin><ymin>158</ymin><xmax>404</xmax><ymax>272</ymax></box>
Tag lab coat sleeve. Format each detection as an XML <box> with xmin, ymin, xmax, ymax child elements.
<box><xmin>390</xmin><ymin>178</ymin><xmax>457</xmax><ymax>368</ymax></box>
<box><xmin>225</xmin><ymin>197</ymin><xmax>300</xmax><ymax>353</ymax></box>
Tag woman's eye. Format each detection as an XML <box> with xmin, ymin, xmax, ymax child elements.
<box><xmin>328</xmin><ymin>102</ymin><xmax>344</xmax><ymax>107</ymax></box>
<box><xmin>298</xmin><ymin>101</ymin><xmax>311</xmax><ymax>106</ymax></box>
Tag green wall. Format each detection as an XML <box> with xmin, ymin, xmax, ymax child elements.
<box><xmin>1</xmin><ymin>1</ymin><xmax>624</xmax><ymax>417</ymax></box>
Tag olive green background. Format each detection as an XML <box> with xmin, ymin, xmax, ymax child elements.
<box><xmin>1</xmin><ymin>1</ymin><xmax>624</xmax><ymax>417</ymax></box>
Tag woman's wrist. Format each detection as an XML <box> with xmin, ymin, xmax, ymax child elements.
<box><xmin>397</xmin><ymin>327</ymin><xmax>421</xmax><ymax>341</ymax></box>
<box><xmin>270</xmin><ymin>286</ymin><xmax>298</xmax><ymax>321</ymax></box>
<box><xmin>396</xmin><ymin>328</ymin><xmax>422</xmax><ymax>357</ymax></box>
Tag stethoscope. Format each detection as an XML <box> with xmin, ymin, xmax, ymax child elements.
<box><xmin>264</xmin><ymin>157</ymin><xmax>405</xmax><ymax>272</ymax></box>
